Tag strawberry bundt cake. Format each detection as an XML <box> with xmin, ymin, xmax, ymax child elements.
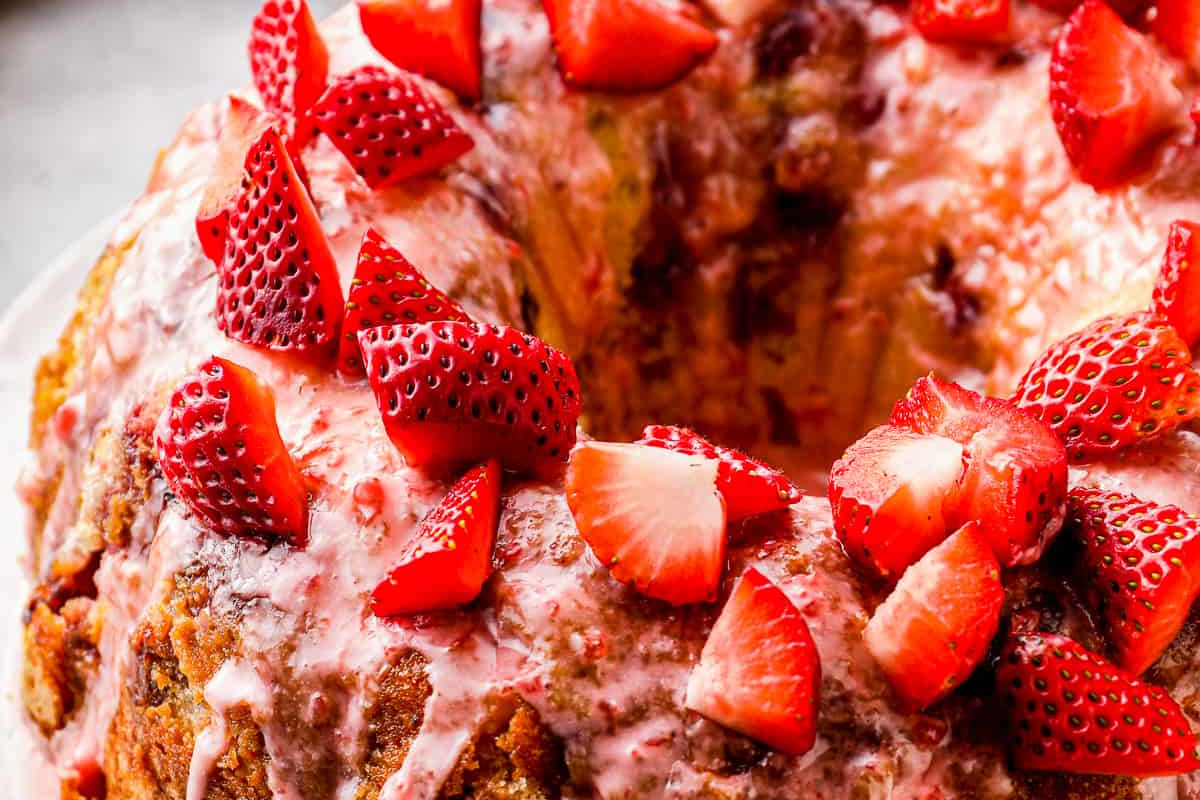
<box><xmin>20</xmin><ymin>0</ymin><xmax>1200</xmax><ymax>798</ymax></box>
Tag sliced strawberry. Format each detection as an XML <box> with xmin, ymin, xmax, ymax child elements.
<box><xmin>542</xmin><ymin>0</ymin><xmax>719</xmax><ymax>93</ymax></box>
<box><xmin>1151</xmin><ymin>220</ymin><xmax>1200</xmax><ymax>347</ymax></box>
<box><xmin>636</xmin><ymin>425</ymin><xmax>802</xmax><ymax>521</ymax></box>
<box><xmin>566</xmin><ymin>441</ymin><xmax>726</xmax><ymax>604</ymax></box>
<box><xmin>358</xmin><ymin>0</ymin><xmax>483</xmax><ymax>101</ymax></box>
<box><xmin>248</xmin><ymin>0</ymin><xmax>330</xmax><ymax>140</ymax></box>
<box><xmin>890</xmin><ymin>375</ymin><xmax>1068</xmax><ymax>567</ymax></box>
<box><xmin>155</xmin><ymin>356</ymin><xmax>308</xmax><ymax>544</ymax></box>
<box><xmin>371</xmin><ymin>460</ymin><xmax>501</xmax><ymax>615</ymax></box>
<box><xmin>338</xmin><ymin>229</ymin><xmax>471</xmax><ymax>378</ymax></box>
<box><xmin>998</xmin><ymin>633</ymin><xmax>1200</xmax><ymax>776</ymax></box>
<box><xmin>864</xmin><ymin>522</ymin><xmax>1003</xmax><ymax>711</ymax></box>
<box><xmin>828</xmin><ymin>425</ymin><xmax>965</xmax><ymax>580</ymax></box>
<box><xmin>1049</xmin><ymin>0</ymin><xmax>1180</xmax><ymax>190</ymax></box>
<box><xmin>217</xmin><ymin>126</ymin><xmax>344</xmax><ymax>359</ymax></box>
<box><xmin>912</xmin><ymin>0</ymin><xmax>1011</xmax><ymax>45</ymax></box>
<box><xmin>311</xmin><ymin>66</ymin><xmax>474</xmax><ymax>190</ymax></box>
<box><xmin>1150</xmin><ymin>0</ymin><xmax>1200</xmax><ymax>70</ymax></box>
<box><xmin>1012</xmin><ymin>311</ymin><xmax>1200</xmax><ymax>461</ymax></box>
<box><xmin>685</xmin><ymin>567</ymin><xmax>820</xmax><ymax>754</ymax></box>
<box><xmin>359</xmin><ymin>321</ymin><xmax>581</xmax><ymax>475</ymax></box>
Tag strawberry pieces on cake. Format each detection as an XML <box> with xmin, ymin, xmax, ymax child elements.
<box><xmin>1150</xmin><ymin>0</ymin><xmax>1200</xmax><ymax>71</ymax></box>
<box><xmin>248</xmin><ymin>0</ymin><xmax>330</xmax><ymax>141</ymax></box>
<box><xmin>912</xmin><ymin>0</ymin><xmax>1011</xmax><ymax>45</ymax></box>
<box><xmin>1151</xmin><ymin>220</ymin><xmax>1200</xmax><ymax>347</ymax></box>
<box><xmin>358</xmin><ymin>0</ymin><xmax>483</xmax><ymax>101</ymax></box>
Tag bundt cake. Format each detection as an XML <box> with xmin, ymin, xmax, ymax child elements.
<box><xmin>19</xmin><ymin>0</ymin><xmax>1200</xmax><ymax>797</ymax></box>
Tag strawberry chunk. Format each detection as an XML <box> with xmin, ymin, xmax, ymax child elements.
<box><xmin>155</xmin><ymin>357</ymin><xmax>308</xmax><ymax>544</ymax></box>
<box><xmin>248</xmin><ymin>0</ymin><xmax>330</xmax><ymax>140</ymax></box>
<box><xmin>864</xmin><ymin>522</ymin><xmax>1003</xmax><ymax>711</ymax></box>
<box><xmin>1150</xmin><ymin>0</ymin><xmax>1200</xmax><ymax>70</ymax></box>
<box><xmin>913</xmin><ymin>0</ymin><xmax>1011</xmax><ymax>45</ymax></box>
<box><xmin>311</xmin><ymin>66</ymin><xmax>474</xmax><ymax>189</ymax></box>
<box><xmin>371</xmin><ymin>461</ymin><xmax>501</xmax><ymax>615</ymax></box>
<box><xmin>338</xmin><ymin>229</ymin><xmax>471</xmax><ymax>378</ymax></box>
<box><xmin>1151</xmin><ymin>220</ymin><xmax>1200</xmax><ymax>347</ymax></box>
<box><xmin>359</xmin><ymin>321</ymin><xmax>581</xmax><ymax>475</ymax></box>
<box><xmin>637</xmin><ymin>425</ymin><xmax>802</xmax><ymax>520</ymax></box>
<box><xmin>685</xmin><ymin>567</ymin><xmax>821</xmax><ymax>754</ymax></box>
<box><xmin>566</xmin><ymin>441</ymin><xmax>727</xmax><ymax>604</ymax></box>
<box><xmin>998</xmin><ymin>633</ymin><xmax>1200</xmax><ymax>776</ymax></box>
<box><xmin>542</xmin><ymin>0</ymin><xmax>719</xmax><ymax>93</ymax></box>
<box><xmin>1049</xmin><ymin>0</ymin><xmax>1180</xmax><ymax>190</ymax></box>
<box><xmin>1012</xmin><ymin>311</ymin><xmax>1200</xmax><ymax>461</ymax></box>
<box><xmin>358</xmin><ymin>0</ymin><xmax>483</xmax><ymax>101</ymax></box>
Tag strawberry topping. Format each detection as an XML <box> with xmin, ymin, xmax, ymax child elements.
<box><xmin>358</xmin><ymin>0</ymin><xmax>483</xmax><ymax>101</ymax></box>
<box><xmin>248</xmin><ymin>0</ymin><xmax>330</xmax><ymax>140</ymax></box>
<box><xmin>912</xmin><ymin>0</ymin><xmax>1011</xmax><ymax>45</ymax></box>
<box><xmin>1150</xmin><ymin>0</ymin><xmax>1200</xmax><ymax>71</ymax></box>
<box><xmin>1151</xmin><ymin>220</ymin><xmax>1200</xmax><ymax>348</ymax></box>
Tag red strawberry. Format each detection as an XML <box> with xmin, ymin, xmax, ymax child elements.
<box><xmin>311</xmin><ymin>66</ymin><xmax>474</xmax><ymax>189</ymax></box>
<box><xmin>566</xmin><ymin>441</ymin><xmax>727</xmax><ymax>604</ymax></box>
<box><xmin>1049</xmin><ymin>0</ymin><xmax>1180</xmax><ymax>190</ymax></box>
<box><xmin>890</xmin><ymin>375</ymin><xmax>1068</xmax><ymax>567</ymax></box>
<box><xmin>155</xmin><ymin>356</ymin><xmax>308</xmax><ymax>544</ymax></box>
<box><xmin>248</xmin><ymin>0</ymin><xmax>330</xmax><ymax>140</ymax></box>
<box><xmin>684</xmin><ymin>567</ymin><xmax>821</xmax><ymax>754</ymax></box>
<box><xmin>371</xmin><ymin>460</ymin><xmax>501</xmax><ymax>615</ymax></box>
<box><xmin>998</xmin><ymin>633</ymin><xmax>1200</xmax><ymax>776</ymax></box>
<box><xmin>217</xmin><ymin>126</ymin><xmax>344</xmax><ymax>359</ymax></box>
<box><xmin>196</xmin><ymin>96</ymin><xmax>274</xmax><ymax>266</ymax></box>
<box><xmin>359</xmin><ymin>321</ymin><xmax>581</xmax><ymax>475</ymax></box>
<box><xmin>828</xmin><ymin>425</ymin><xmax>966</xmax><ymax>580</ymax></box>
<box><xmin>1012</xmin><ymin>312</ymin><xmax>1200</xmax><ymax>461</ymax></box>
<box><xmin>1150</xmin><ymin>0</ymin><xmax>1200</xmax><ymax>70</ymax></box>
<box><xmin>1151</xmin><ymin>220</ymin><xmax>1200</xmax><ymax>348</ymax></box>
<box><xmin>542</xmin><ymin>0</ymin><xmax>719</xmax><ymax>93</ymax></box>
<box><xmin>637</xmin><ymin>425</ymin><xmax>802</xmax><ymax>521</ymax></box>
<box><xmin>357</xmin><ymin>0</ymin><xmax>483</xmax><ymax>101</ymax></box>
<box><xmin>338</xmin><ymin>229</ymin><xmax>471</xmax><ymax>377</ymax></box>
<box><xmin>864</xmin><ymin>522</ymin><xmax>1004</xmax><ymax>711</ymax></box>
<box><xmin>912</xmin><ymin>0</ymin><xmax>1011</xmax><ymax>44</ymax></box>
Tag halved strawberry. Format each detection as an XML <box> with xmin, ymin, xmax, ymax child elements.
<box><xmin>1049</xmin><ymin>0</ymin><xmax>1180</xmax><ymax>189</ymax></box>
<box><xmin>1150</xmin><ymin>0</ymin><xmax>1200</xmax><ymax>70</ymax></box>
<box><xmin>890</xmin><ymin>375</ymin><xmax>1068</xmax><ymax>567</ymax></box>
<box><xmin>566</xmin><ymin>441</ymin><xmax>726</xmax><ymax>604</ymax></box>
<box><xmin>217</xmin><ymin>126</ymin><xmax>344</xmax><ymax>359</ymax></box>
<box><xmin>155</xmin><ymin>356</ymin><xmax>308</xmax><ymax>544</ymax></box>
<box><xmin>542</xmin><ymin>0</ymin><xmax>719</xmax><ymax>93</ymax></box>
<box><xmin>338</xmin><ymin>229</ymin><xmax>471</xmax><ymax>378</ymax></box>
<box><xmin>684</xmin><ymin>567</ymin><xmax>820</xmax><ymax>754</ymax></box>
<box><xmin>912</xmin><ymin>0</ymin><xmax>1011</xmax><ymax>45</ymax></box>
<box><xmin>1012</xmin><ymin>312</ymin><xmax>1200</xmax><ymax>460</ymax></box>
<box><xmin>248</xmin><ymin>0</ymin><xmax>330</xmax><ymax>140</ymax></box>
<box><xmin>998</xmin><ymin>633</ymin><xmax>1200</xmax><ymax>776</ymax></box>
<box><xmin>637</xmin><ymin>425</ymin><xmax>802</xmax><ymax>520</ymax></box>
<box><xmin>359</xmin><ymin>321</ymin><xmax>581</xmax><ymax>475</ymax></box>
<box><xmin>372</xmin><ymin>460</ymin><xmax>501</xmax><ymax>615</ymax></box>
<box><xmin>358</xmin><ymin>0</ymin><xmax>483</xmax><ymax>101</ymax></box>
<box><xmin>1151</xmin><ymin>220</ymin><xmax>1200</xmax><ymax>347</ymax></box>
<box><xmin>311</xmin><ymin>66</ymin><xmax>474</xmax><ymax>189</ymax></box>
<box><xmin>864</xmin><ymin>522</ymin><xmax>1003</xmax><ymax>711</ymax></box>
<box><xmin>828</xmin><ymin>425</ymin><xmax>965</xmax><ymax>580</ymax></box>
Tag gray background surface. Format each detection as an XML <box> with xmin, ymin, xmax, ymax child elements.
<box><xmin>0</xmin><ymin>0</ymin><xmax>339</xmax><ymax>310</ymax></box>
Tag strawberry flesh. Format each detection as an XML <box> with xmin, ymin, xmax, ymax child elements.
<box><xmin>358</xmin><ymin>0</ymin><xmax>483</xmax><ymax>101</ymax></box>
<box><xmin>1150</xmin><ymin>0</ymin><xmax>1200</xmax><ymax>70</ymax></box>
<box><xmin>1151</xmin><ymin>220</ymin><xmax>1200</xmax><ymax>348</ymax></box>
<box><xmin>913</xmin><ymin>0</ymin><xmax>1011</xmax><ymax>45</ymax></box>
<box><xmin>248</xmin><ymin>0</ymin><xmax>330</xmax><ymax>141</ymax></box>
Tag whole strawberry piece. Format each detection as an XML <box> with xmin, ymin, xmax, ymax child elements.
<box><xmin>311</xmin><ymin>66</ymin><xmax>474</xmax><ymax>190</ymax></box>
<box><xmin>358</xmin><ymin>0</ymin><xmax>483</xmax><ymax>101</ymax></box>
<box><xmin>998</xmin><ymin>633</ymin><xmax>1200</xmax><ymax>776</ymax></box>
<box><xmin>637</xmin><ymin>425</ymin><xmax>802</xmax><ymax>520</ymax></box>
<box><xmin>372</xmin><ymin>460</ymin><xmax>501</xmax><ymax>616</ymax></box>
<box><xmin>359</xmin><ymin>321</ymin><xmax>581</xmax><ymax>475</ymax></box>
<box><xmin>685</xmin><ymin>567</ymin><xmax>821</xmax><ymax>754</ymax></box>
<box><xmin>155</xmin><ymin>357</ymin><xmax>308</xmax><ymax>544</ymax></box>
<box><xmin>1012</xmin><ymin>312</ymin><xmax>1200</xmax><ymax>461</ymax></box>
<box><xmin>249</xmin><ymin>0</ymin><xmax>330</xmax><ymax>141</ymax></box>
<box><xmin>913</xmin><ymin>0</ymin><xmax>1011</xmax><ymax>44</ymax></box>
<box><xmin>217</xmin><ymin>127</ymin><xmax>344</xmax><ymax>359</ymax></box>
<box><xmin>1151</xmin><ymin>220</ymin><xmax>1200</xmax><ymax>348</ymax></box>
<box><xmin>338</xmin><ymin>229</ymin><xmax>470</xmax><ymax>378</ymax></box>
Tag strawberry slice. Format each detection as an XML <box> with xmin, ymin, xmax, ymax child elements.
<box><xmin>311</xmin><ymin>66</ymin><xmax>474</xmax><ymax>189</ymax></box>
<box><xmin>828</xmin><ymin>425</ymin><xmax>966</xmax><ymax>580</ymax></box>
<box><xmin>636</xmin><ymin>425</ymin><xmax>802</xmax><ymax>520</ymax></box>
<box><xmin>864</xmin><ymin>522</ymin><xmax>1004</xmax><ymax>711</ymax></box>
<box><xmin>565</xmin><ymin>441</ymin><xmax>727</xmax><ymax>604</ymax></box>
<box><xmin>359</xmin><ymin>321</ymin><xmax>581</xmax><ymax>475</ymax></box>
<box><xmin>358</xmin><ymin>0</ymin><xmax>483</xmax><ymax>101</ymax></box>
<box><xmin>1049</xmin><ymin>0</ymin><xmax>1180</xmax><ymax>190</ymax></box>
<box><xmin>998</xmin><ymin>633</ymin><xmax>1200</xmax><ymax>776</ymax></box>
<box><xmin>217</xmin><ymin>126</ymin><xmax>344</xmax><ymax>359</ymax></box>
<box><xmin>155</xmin><ymin>356</ymin><xmax>308</xmax><ymax>544</ymax></box>
<box><xmin>890</xmin><ymin>375</ymin><xmax>1068</xmax><ymax>567</ymax></box>
<box><xmin>338</xmin><ymin>229</ymin><xmax>471</xmax><ymax>378</ymax></box>
<box><xmin>371</xmin><ymin>460</ymin><xmax>501</xmax><ymax>616</ymax></box>
<box><xmin>1012</xmin><ymin>311</ymin><xmax>1200</xmax><ymax>461</ymax></box>
<box><xmin>248</xmin><ymin>0</ymin><xmax>330</xmax><ymax>140</ymax></box>
<box><xmin>1150</xmin><ymin>0</ymin><xmax>1200</xmax><ymax>70</ymax></box>
<box><xmin>542</xmin><ymin>0</ymin><xmax>719</xmax><ymax>93</ymax></box>
<box><xmin>1151</xmin><ymin>220</ymin><xmax>1200</xmax><ymax>348</ymax></box>
<box><xmin>912</xmin><ymin>0</ymin><xmax>1011</xmax><ymax>45</ymax></box>
<box><xmin>684</xmin><ymin>567</ymin><xmax>821</xmax><ymax>754</ymax></box>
